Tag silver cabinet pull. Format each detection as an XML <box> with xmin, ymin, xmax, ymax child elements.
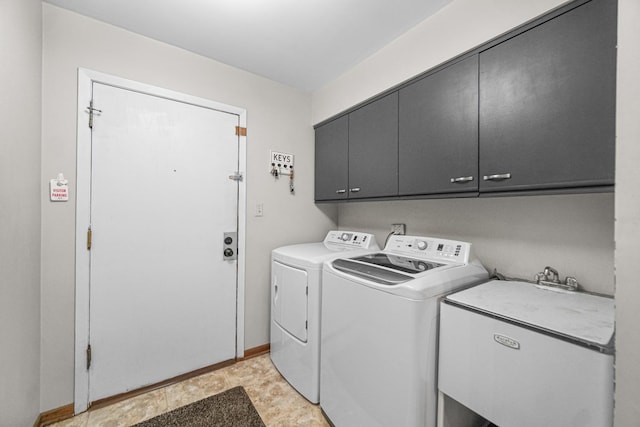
<box><xmin>350</xmin><ymin>187</ymin><xmax>361</xmax><ymax>193</ymax></box>
<box><xmin>336</xmin><ymin>189</ymin><xmax>346</xmax><ymax>194</ymax></box>
<box><xmin>450</xmin><ymin>176</ymin><xmax>474</xmax><ymax>183</ymax></box>
<box><xmin>483</xmin><ymin>173</ymin><xmax>512</xmax><ymax>181</ymax></box>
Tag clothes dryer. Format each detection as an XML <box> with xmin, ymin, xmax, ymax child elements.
<box><xmin>270</xmin><ymin>230</ymin><xmax>378</xmax><ymax>403</ymax></box>
<box><xmin>320</xmin><ymin>235</ymin><xmax>487</xmax><ymax>427</ymax></box>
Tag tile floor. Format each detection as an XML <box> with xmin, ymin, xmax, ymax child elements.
<box><xmin>51</xmin><ymin>354</ymin><xmax>330</xmax><ymax>427</ymax></box>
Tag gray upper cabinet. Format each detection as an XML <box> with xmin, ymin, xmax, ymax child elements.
<box><xmin>399</xmin><ymin>56</ymin><xmax>479</xmax><ymax>196</ymax></box>
<box><xmin>315</xmin><ymin>115</ymin><xmax>349</xmax><ymax>201</ymax></box>
<box><xmin>479</xmin><ymin>0</ymin><xmax>616</xmax><ymax>193</ymax></box>
<box><xmin>348</xmin><ymin>92</ymin><xmax>399</xmax><ymax>199</ymax></box>
<box><xmin>314</xmin><ymin>0</ymin><xmax>616</xmax><ymax>202</ymax></box>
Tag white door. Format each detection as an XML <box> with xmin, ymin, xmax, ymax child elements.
<box><xmin>87</xmin><ymin>82</ymin><xmax>238</xmax><ymax>401</ymax></box>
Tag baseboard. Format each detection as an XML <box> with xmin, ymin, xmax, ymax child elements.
<box><xmin>34</xmin><ymin>403</ymin><xmax>74</xmax><ymax>427</ymax></box>
<box><xmin>241</xmin><ymin>343</ymin><xmax>270</xmax><ymax>360</ymax></box>
<box><xmin>34</xmin><ymin>343</ymin><xmax>271</xmax><ymax>425</ymax></box>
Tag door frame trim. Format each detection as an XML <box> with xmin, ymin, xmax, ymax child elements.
<box><xmin>74</xmin><ymin>68</ymin><xmax>247</xmax><ymax>414</ymax></box>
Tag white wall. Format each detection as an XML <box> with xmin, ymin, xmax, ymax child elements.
<box><xmin>41</xmin><ymin>4</ymin><xmax>336</xmax><ymax>411</ymax></box>
<box><xmin>312</xmin><ymin>0</ymin><xmax>613</xmax><ymax>296</ymax></box>
<box><xmin>0</xmin><ymin>0</ymin><xmax>42</xmax><ymax>425</ymax></box>
<box><xmin>614</xmin><ymin>0</ymin><xmax>640</xmax><ymax>423</ymax></box>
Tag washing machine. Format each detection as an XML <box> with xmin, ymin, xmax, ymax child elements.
<box><xmin>270</xmin><ymin>230</ymin><xmax>379</xmax><ymax>404</ymax></box>
<box><xmin>320</xmin><ymin>235</ymin><xmax>487</xmax><ymax>427</ymax></box>
<box><xmin>438</xmin><ymin>280</ymin><xmax>615</xmax><ymax>427</ymax></box>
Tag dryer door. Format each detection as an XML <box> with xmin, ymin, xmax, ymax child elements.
<box><xmin>273</xmin><ymin>261</ymin><xmax>308</xmax><ymax>342</ymax></box>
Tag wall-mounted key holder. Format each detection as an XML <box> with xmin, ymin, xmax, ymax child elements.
<box><xmin>50</xmin><ymin>173</ymin><xmax>69</xmax><ymax>202</ymax></box>
<box><xmin>269</xmin><ymin>150</ymin><xmax>294</xmax><ymax>177</ymax></box>
<box><xmin>269</xmin><ymin>150</ymin><xmax>296</xmax><ymax>194</ymax></box>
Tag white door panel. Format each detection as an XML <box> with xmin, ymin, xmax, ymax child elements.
<box><xmin>89</xmin><ymin>82</ymin><xmax>238</xmax><ymax>400</ymax></box>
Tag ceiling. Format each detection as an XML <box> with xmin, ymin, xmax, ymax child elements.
<box><xmin>43</xmin><ymin>0</ymin><xmax>451</xmax><ymax>91</ymax></box>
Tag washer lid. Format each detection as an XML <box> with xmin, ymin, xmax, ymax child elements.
<box><xmin>445</xmin><ymin>280</ymin><xmax>614</xmax><ymax>350</ymax></box>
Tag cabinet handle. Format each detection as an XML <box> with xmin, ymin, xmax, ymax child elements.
<box><xmin>350</xmin><ymin>187</ymin><xmax>361</xmax><ymax>193</ymax></box>
<box><xmin>450</xmin><ymin>176</ymin><xmax>474</xmax><ymax>183</ymax></box>
<box><xmin>483</xmin><ymin>173</ymin><xmax>512</xmax><ymax>181</ymax></box>
<box><xmin>335</xmin><ymin>189</ymin><xmax>346</xmax><ymax>194</ymax></box>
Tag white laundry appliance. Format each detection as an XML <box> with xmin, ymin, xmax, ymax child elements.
<box><xmin>270</xmin><ymin>230</ymin><xmax>379</xmax><ymax>404</ymax></box>
<box><xmin>438</xmin><ymin>280</ymin><xmax>614</xmax><ymax>427</ymax></box>
<box><xmin>320</xmin><ymin>235</ymin><xmax>487</xmax><ymax>427</ymax></box>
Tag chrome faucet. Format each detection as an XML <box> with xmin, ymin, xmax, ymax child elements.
<box><xmin>542</xmin><ymin>266</ymin><xmax>560</xmax><ymax>283</ymax></box>
<box><xmin>535</xmin><ymin>266</ymin><xmax>579</xmax><ymax>291</ymax></box>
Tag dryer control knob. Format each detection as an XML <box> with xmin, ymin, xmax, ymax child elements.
<box><xmin>417</xmin><ymin>241</ymin><xmax>428</xmax><ymax>250</ymax></box>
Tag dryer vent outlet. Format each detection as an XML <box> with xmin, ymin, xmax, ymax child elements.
<box><xmin>391</xmin><ymin>224</ymin><xmax>406</xmax><ymax>235</ymax></box>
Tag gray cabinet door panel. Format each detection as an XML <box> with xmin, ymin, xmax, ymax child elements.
<box><xmin>315</xmin><ymin>115</ymin><xmax>349</xmax><ymax>201</ymax></box>
<box><xmin>479</xmin><ymin>0</ymin><xmax>616</xmax><ymax>192</ymax></box>
<box><xmin>399</xmin><ymin>56</ymin><xmax>479</xmax><ymax>195</ymax></box>
<box><xmin>348</xmin><ymin>93</ymin><xmax>399</xmax><ymax>199</ymax></box>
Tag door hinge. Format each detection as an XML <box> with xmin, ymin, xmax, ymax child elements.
<box><xmin>87</xmin><ymin>228</ymin><xmax>92</xmax><ymax>250</ymax></box>
<box><xmin>87</xmin><ymin>100</ymin><xmax>102</xmax><ymax>129</ymax></box>
<box><xmin>86</xmin><ymin>344</ymin><xmax>92</xmax><ymax>370</ymax></box>
<box><xmin>305</xmin><ymin>320</ymin><xmax>308</xmax><ymax>330</ymax></box>
<box><xmin>228</xmin><ymin>172</ymin><xmax>243</xmax><ymax>181</ymax></box>
<box><xmin>306</xmin><ymin>286</ymin><xmax>308</xmax><ymax>296</ymax></box>
<box><xmin>235</xmin><ymin>126</ymin><xmax>247</xmax><ymax>136</ymax></box>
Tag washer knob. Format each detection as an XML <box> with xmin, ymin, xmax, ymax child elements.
<box><xmin>417</xmin><ymin>241</ymin><xmax>428</xmax><ymax>250</ymax></box>
<box><xmin>341</xmin><ymin>233</ymin><xmax>350</xmax><ymax>241</ymax></box>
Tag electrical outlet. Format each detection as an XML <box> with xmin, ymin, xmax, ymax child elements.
<box><xmin>391</xmin><ymin>223</ymin><xmax>406</xmax><ymax>235</ymax></box>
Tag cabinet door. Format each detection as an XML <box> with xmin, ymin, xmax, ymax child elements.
<box><xmin>479</xmin><ymin>0</ymin><xmax>616</xmax><ymax>193</ymax></box>
<box><xmin>399</xmin><ymin>56</ymin><xmax>479</xmax><ymax>196</ymax></box>
<box><xmin>348</xmin><ymin>93</ymin><xmax>399</xmax><ymax>199</ymax></box>
<box><xmin>315</xmin><ymin>115</ymin><xmax>349</xmax><ymax>201</ymax></box>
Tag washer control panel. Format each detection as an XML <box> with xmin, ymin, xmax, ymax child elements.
<box><xmin>324</xmin><ymin>230</ymin><xmax>379</xmax><ymax>250</ymax></box>
<box><xmin>384</xmin><ymin>235</ymin><xmax>470</xmax><ymax>263</ymax></box>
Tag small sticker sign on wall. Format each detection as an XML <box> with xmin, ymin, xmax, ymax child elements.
<box><xmin>50</xmin><ymin>173</ymin><xmax>69</xmax><ymax>202</ymax></box>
